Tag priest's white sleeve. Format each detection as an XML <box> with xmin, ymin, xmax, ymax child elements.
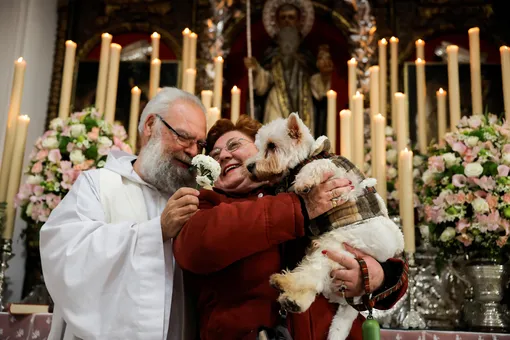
<box><xmin>40</xmin><ymin>173</ymin><xmax>166</xmax><ymax>340</ymax></box>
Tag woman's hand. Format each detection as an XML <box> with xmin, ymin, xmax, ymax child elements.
<box><xmin>324</xmin><ymin>244</ymin><xmax>384</xmax><ymax>298</ymax></box>
<box><xmin>299</xmin><ymin>172</ymin><xmax>352</xmax><ymax>219</ymax></box>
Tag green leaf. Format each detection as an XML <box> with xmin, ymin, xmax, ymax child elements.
<box><xmin>59</xmin><ymin>136</ymin><xmax>71</xmax><ymax>154</ymax></box>
<box><xmin>482</xmin><ymin>162</ymin><xmax>498</xmax><ymax>176</ymax></box>
<box><xmin>83</xmin><ymin>115</ymin><xmax>99</xmax><ymax>131</ymax></box>
<box><xmin>84</xmin><ymin>145</ymin><xmax>98</xmax><ymax>160</ymax></box>
<box><xmin>450</xmin><ymin>165</ymin><xmax>465</xmax><ymax>175</ymax></box>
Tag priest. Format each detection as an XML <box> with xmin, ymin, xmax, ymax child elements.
<box><xmin>40</xmin><ymin>87</ymin><xmax>207</xmax><ymax>340</ymax></box>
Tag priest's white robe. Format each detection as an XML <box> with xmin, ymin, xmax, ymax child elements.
<box><xmin>40</xmin><ymin>151</ymin><xmax>194</xmax><ymax>340</ymax></box>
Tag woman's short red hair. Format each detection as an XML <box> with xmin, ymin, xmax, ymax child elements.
<box><xmin>206</xmin><ymin>115</ymin><xmax>262</xmax><ymax>154</ymax></box>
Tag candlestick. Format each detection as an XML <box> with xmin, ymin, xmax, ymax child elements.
<box><xmin>181</xmin><ymin>28</ymin><xmax>191</xmax><ymax>76</ymax></box>
<box><xmin>348</xmin><ymin>58</ymin><xmax>357</xmax><ymax>111</ymax></box>
<box><xmin>0</xmin><ymin>58</ymin><xmax>26</xmax><ymax>202</ymax></box>
<box><xmin>352</xmin><ymin>92</ymin><xmax>365</xmax><ymax>170</ymax></box>
<box><xmin>149</xmin><ymin>58</ymin><xmax>161</xmax><ymax>100</ymax></box>
<box><xmin>394</xmin><ymin>92</ymin><xmax>408</xmax><ymax>153</ymax></box>
<box><xmin>95</xmin><ymin>33</ymin><xmax>112</xmax><ymax>113</ymax></box>
<box><xmin>58</xmin><ymin>40</ymin><xmax>77</xmax><ymax>119</ymax></box>
<box><xmin>437</xmin><ymin>88</ymin><xmax>447</xmax><ymax>145</ymax></box>
<box><xmin>401</xmin><ymin>252</ymin><xmax>427</xmax><ymax>329</ymax></box>
<box><xmin>416</xmin><ymin>58</ymin><xmax>427</xmax><ymax>154</ymax></box>
<box><xmin>213</xmin><ymin>56</ymin><xmax>224</xmax><ymax>111</ymax></box>
<box><xmin>189</xmin><ymin>32</ymin><xmax>197</xmax><ymax>70</ymax></box>
<box><xmin>339</xmin><ymin>110</ymin><xmax>352</xmax><ymax>159</ymax></box>
<box><xmin>201</xmin><ymin>90</ymin><xmax>213</xmax><ymax>110</ymax></box>
<box><xmin>0</xmin><ymin>238</ymin><xmax>13</xmax><ymax>311</ymax></box>
<box><xmin>3</xmin><ymin>115</ymin><xmax>30</xmax><ymax>239</ymax></box>
<box><xmin>151</xmin><ymin>32</ymin><xmax>160</xmax><ymax>60</ymax></box>
<box><xmin>379</xmin><ymin>39</ymin><xmax>388</xmax><ymax>117</ymax></box>
<box><xmin>415</xmin><ymin>39</ymin><xmax>425</xmax><ymax>60</ymax></box>
<box><xmin>104</xmin><ymin>43</ymin><xmax>122</xmax><ymax>124</ymax></box>
<box><xmin>447</xmin><ymin>45</ymin><xmax>461</xmax><ymax>131</ymax></box>
<box><xmin>373</xmin><ymin>114</ymin><xmax>387</xmax><ymax>203</ymax></box>
<box><xmin>399</xmin><ymin>148</ymin><xmax>415</xmax><ymax>253</ymax></box>
<box><xmin>501</xmin><ymin>46</ymin><xmax>510</xmax><ymax>122</ymax></box>
<box><xmin>207</xmin><ymin>107</ymin><xmax>220</xmax><ymax>132</ymax></box>
<box><xmin>468</xmin><ymin>27</ymin><xmax>483</xmax><ymax>115</ymax></box>
<box><xmin>231</xmin><ymin>86</ymin><xmax>241</xmax><ymax>123</ymax></box>
<box><xmin>184</xmin><ymin>68</ymin><xmax>196</xmax><ymax>94</ymax></box>
<box><xmin>327</xmin><ymin>90</ymin><xmax>337</xmax><ymax>154</ymax></box>
<box><xmin>129</xmin><ymin>86</ymin><xmax>141</xmax><ymax>154</ymax></box>
<box><xmin>390</xmin><ymin>37</ymin><xmax>399</xmax><ymax>130</ymax></box>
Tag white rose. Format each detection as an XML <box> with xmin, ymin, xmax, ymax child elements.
<box><xmin>50</xmin><ymin>118</ymin><xmax>65</xmax><ymax>131</ymax></box>
<box><xmin>26</xmin><ymin>202</ymin><xmax>34</xmax><ymax>217</ymax></box>
<box><xmin>422</xmin><ymin>169</ymin><xmax>434</xmax><ymax>185</ymax></box>
<box><xmin>27</xmin><ymin>175</ymin><xmax>43</xmax><ymax>185</ymax></box>
<box><xmin>386</xmin><ymin>149</ymin><xmax>398</xmax><ymax>164</ymax></box>
<box><xmin>97</xmin><ymin>160</ymin><xmax>106</xmax><ymax>168</ymax></box>
<box><xmin>98</xmin><ymin>136</ymin><xmax>113</xmax><ymax>148</ymax></box>
<box><xmin>70</xmin><ymin>149</ymin><xmax>86</xmax><ymax>164</ymax></box>
<box><xmin>439</xmin><ymin>227</ymin><xmax>456</xmax><ymax>242</ymax></box>
<box><xmin>387</xmin><ymin>167</ymin><xmax>398</xmax><ymax>179</ymax></box>
<box><xmin>442</xmin><ymin>153</ymin><xmax>458</xmax><ymax>168</ymax></box>
<box><xmin>413</xmin><ymin>169</ymin><xmax>421</xmax><ymax>178</ymax></box>
<box><xmin>82</xmin><ymin>140</ymin><xmax>90</xmax><ymax>148</ymax></box>
<box><xmin>390</xmin><ymin>190</ymin><xmax>399</xmax><ymax>201</ymax></box>
<box><xmin>41</xmin><ymin>136</ymin><xmax>59</xmax><ymax>149</ymax></box>
<box><xmin>385</xmin><ymin>126</ymin><xmax>394</xmax><ymax>136</ymax></box>
<box><xmin>503</xmin><ymin>153</ymin><xmax>510</xmax><ymax>165</ymax></box>
<box><xmin>413</xmin><ymin>155</ymin><xmax>423</xmax><ymax>167</ymax></box>
<box><xmin>419</xmin><ymin>225</ymin><xmax>430</xmax><ymax>240</ymax></box>
<box><xmin>70</xmin><ymin>124</ymin><xmax>86</xmax><ymax>138</ymax></box>
<box><xmin>466</xmin><ymin>136</ymin><xmax>479</xmax><ymax>147</ymax></box>
<box><xmin>464</xmin><ymin>163</ymin><xmax>484</xmax><ymax>177</ymax></box>
<box><xmin>472</xmin><ymin>197</ymin><xmax>490</xmax><ymax>214</ymax></box>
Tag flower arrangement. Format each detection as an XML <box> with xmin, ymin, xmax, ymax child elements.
<box><xmin>421</xmin><ymin>114</ymin><xmax>510</xmax><ymax>263</ymax></box>
<box><xmin>191</xmin><ymin>154</ymin><xmax>221</xmax><ymax>189</ymax></box>
<box><xmin>16</xmin><ymin>108</ymin><xmax>132</xmax><ymax>225</ymax></box>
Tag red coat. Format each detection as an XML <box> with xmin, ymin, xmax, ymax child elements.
<box><xmin>174</xmin><ymin>187</ymin><xmax>407</xmax><ymax>340</ymax></box>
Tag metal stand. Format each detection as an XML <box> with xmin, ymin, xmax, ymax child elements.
<box><xmin>0</xmin><ymin>238</ymin><xmax>13</xmax><ymax>311</ymax></box>
<box><xmin>401</xmin><ymin>252</ymin><xmax>427</xmax><ymax>329</ymax></box>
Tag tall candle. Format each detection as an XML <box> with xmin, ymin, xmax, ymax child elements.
<box><xmin>184</xmin><ymin>68</ymin><xmax>196</xmax><ymax>94</ymax></box>
<box><xmin>149</xmin><ymin>58</ymin><xmax>161</xmax><ymax>100</ymax></box>
<box><xmin>104</xmin><ymin>43</ymin><xmax>122</xmax><ymax>124</ymax></box>
<box><xmin>394</xmin><ymin>92</ymin><xmax>408</xmax><ymax>153</ymax></box>
<box><xmin>369</xmin><ymin>66</ymin><xmax>380</xmax><ymax>118</ymax></box>
<box><xmin>399</xmin><ymin>148</ymin><xmax>415</xmax><ymax>253</ymax></box>
<box><xmin>447</xmin><ymin>45</ymin><xmax>461</xmax><ymax>131</ymax></box>
<box><xmin>201</xmin><ymin>90</ymin><xmax>213</xmax><ymax>110</ymax></box>
<box><xmin>501</xmin><ymin>46</ymin><xmax>510</xmax><ymax>122</ymax></box>
<box><xmin>207</xmin><ymin>107</ymin><xmax>220</xmax><ymax>132</ymax></box>
<box><xmin>129</xmin><ymin>86</ymin><xmax>141</xmax><ymax>154</ymax></box>
<box><xmin>373</xmin><ymin>114</ymin><xmax>387</xmax><ymax>203</ymax></box>
<box><xmin>151</xmin><ymin>32</ymin><xmax>160</xmax><ymax>60</ymax></box>
<box><xmin>348</xmin><ymin>58</ymin><xmax>357</xmax><ymax>111</ymax></box>
<box><xmin>95</xmin><ymin>33</ymin><xmax>111</xmax><ymax>113</ymax></box>
<box><xmin>379</xmin><ymin>39</ymin><xmax>388</xmax><ymax>117</ymax></box>
<box><xmin>0</xmin><ymin>58</ymin><xmax>26</xmax><ymax>202</ymax></box>
<box><xmin>213</xmin><ymin>56</ymin><xmax>224</xmax><ymax>110</ymax></box>
<box><xmin>182</xmin><ymin>28</ymin><xmax>191</xmax><ymax>74</ymax></box>
<box><xmin>327</xmin><ymin>90</ymin><xmax>337</xmax><ymax>154</ymax></box>
<box><xmin>340</xmin><ymin>110</ymin><xmax>352</xmax><ymax>159</ymax></box>
<box><xmin>415</xmin><ymin>39</ymin><xmax>425</xmax><ymax>60</ymax></box>
<box><xmin>58</xmin><ymin>40</ymin><xmax>77</xmax><ymax>119</ymax></box>
<box><xmin>352</xmin><ymin>92</ymin><xmax>365</xmax><ymax>170</ymax></box>
<box><xmin>231</xmin><ymin>86</ymin><xmax>241</xmax><ymax>123</ymax></box>
<box><xmin>189</xmin><ymin>32</ymin><xmax>198</xmax><ymax>70</ymax></box>
<box><xmin>3</xmin><ymin>115</ymin><xmax>30</xmax><ymax>239</ymax></box>
<box><xmin>390</xmin><ymin>37</ymin><xmax>399</xmax><ymax>130</ymax></box>
<box><xmin>468</xmin><ymin>27</ymin><xmax>483</xmax><ymax>115</ymax></box>
<box><xmin>437</xmin><ymin>88</ymin><xmax>447</xmax><ymax>144</ymax></box>
<box><xmin>416</xmin><ymin>58</ymin><xmax>427</xmax><ymax>154</ymax></box>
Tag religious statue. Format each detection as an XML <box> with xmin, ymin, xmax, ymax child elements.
<box><xmin>244</xmin><ymin>0</ymin><xmax>333</xmax><ymax>136</ymax></box>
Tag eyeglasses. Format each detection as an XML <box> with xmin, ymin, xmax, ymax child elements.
<box><xmin>209</xmin><ymin>137</ymin><xmax>252</xmax><ymax>161</ymax></box>
<box><xmin>155</xmin><ymin>114</ymin><xmax>207</xmax><ymax>152</ymax></box>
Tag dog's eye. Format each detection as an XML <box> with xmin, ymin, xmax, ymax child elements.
<box><xmin>267</xmin><ymin>142</ymin><xmax>276</xmax><ymax>150</ymax></box>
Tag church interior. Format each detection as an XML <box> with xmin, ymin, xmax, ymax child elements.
<box><xmin>1</xmin><ymin>0</ymin><xmax>510</xmax><ymax>337</ymax></box>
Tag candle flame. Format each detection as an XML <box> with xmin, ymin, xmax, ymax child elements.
<box><xmin>355</xmin><ymin>91</ymin><xmax>361</xmax><ymax>96</ymax></box>
<box><xmin>65</xmin><ymin>40</ymin><xmax>77</xmax><ymax>47</ymax></box>
<box><xmin>404</xmin><ymin>147</ymin><xmax>409</xmax><ymax>152</ymax></box>
<box><xmin>395</xmin><ymin>92</ymin><xmax>404</xmax><ymax>97</ymax></box>
<box><xmin>111</xmin><ymin>43</ymin><xmax>122</xmax><ymax>50</ymax></box>
<box><xmin>390</xmin><ymin>36</ymin><xmax>399</xmax><ymax>42</ymax></box>
<box><xmin>102</xmin><ymin>33</ymin><xmax>111</xmax><ymax>38</ymax></box>
<box><xmin>132</xmin><ymin>86</ymin><xmax>140</xmax><ymax>92</ymax></box>
<box><xmin>182</xmin><ymin>28</ymin><xmax>191</xmax><ymax>35</ymax></box>
<box><xmin>468</xmin><ymin>27</ymin><xmax>480</xmax><ymax>34</ymax></box>
<box><xmin>152</xmin><ymin>58</ymin><xmax>161</xmax><ymax>64</ymax></box>
<box><xmin>16</xmin><ymin>57</ymin><xmax>24</xmax><ymax>63</ymax></box>
<box><xmin>380</xmin><ymin>38</ymin><xmax>387</xmax><ymax>44</ymax></box>
<box><xmin>416</xmin><ymin>39</ymin><xmax>424</xmax><ymax>44</ymax></box>
<box><xmin>438</xmin><ymin>88</ymin><xmax>445</xmax><ymax>94</ymax></box>
<box><xmin>447</xmin><ymin>45</ymin><xmax>459</xmax><ymax>52</ymax></box>
<box><xmin>151</xmin><ymin>32</ymin><xmax>160</xmax><ymax>38</ymax></box>
<box><xmin>340</xmin><ymin>109</ymin><xmax>351</xmax><ymax>116</ymax></box>
<box><xmin>216</xmin><ymin>56</ymin><xmax>223</xmax><ymax>62</ymax></box>
<box><xmin>186</xmin><ymin>68</ymin><xmax>196</xmax><ymax>74</ymax></box>
<box><xmin>500</xmin><ymin>46</ymin><xmax>509</xmax><ymax>52</ymax></box>
<box><xmin>416</xmin><ymin>58</ymin><xmax>425</xmax><ymax>64</ymax></box>
<box><xmin>327</xmin><ymin>90</ymin><xmax>337</xmax><ymax>95</ymax></box>
<box><xmin>190</xmin><ymin>32</ymin><xmax>197</xmax><ymax>38</ymax></box>
<box><xmin>19</xmin><ymin>115</ymin><xmax>30</xmax><ymax>122</ymax></box>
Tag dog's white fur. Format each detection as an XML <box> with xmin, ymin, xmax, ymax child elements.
<box><xmin>248</xmin><ymin>113</ymin><xmax>404</xmax><ymax>340</ymax></box>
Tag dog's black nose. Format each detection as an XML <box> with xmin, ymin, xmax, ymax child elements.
<box><xmin>246</xmin><ymin>162</ymin><xmax>255</xmax><ymax>173</ymax></box>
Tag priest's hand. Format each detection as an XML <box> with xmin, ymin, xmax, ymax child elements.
<box><xmin>160</xmin><ymin>188</ymin><xmax>200</xmax><ymax>241</ymax></box>
<box><xmin>244</xmin><ymin>57</ymin><xmax>259</xmax><ymax>70</ymax></box>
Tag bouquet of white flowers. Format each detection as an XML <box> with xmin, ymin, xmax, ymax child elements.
<box><xmin>191</xmin><ymin>154</ymin><xmax>221</xmax><ymax>189</ymax></box>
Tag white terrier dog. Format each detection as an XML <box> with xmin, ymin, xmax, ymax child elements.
<box><xmin>246</xmin><ymin>113</ymin><xmax>404</xmax><ymax>340</ymax></box>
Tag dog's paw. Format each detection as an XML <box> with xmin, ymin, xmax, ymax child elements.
<box><xmin>278</xmin><ymin>290</ymin><xmax>316</xmax><ymax>313</ymax></box>
<box><xmin>269</xmin><ymin>273</ymin><xmax>286</xmax><ymax>292</ymax></box>
<box><xmin>278</xmin><ymin>294</ymin><xmax>303</xmax><ymax>313</ymax></box>
<box><xmin>293</xmin><ymin>179</ymin><xmax>317</xmax><ymax>195</ymax></box>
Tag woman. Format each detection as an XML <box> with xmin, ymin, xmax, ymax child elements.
<box><xmin>174</xmin><ymin>115</ymin><xmax>407</xmax><ymax>340</ymax></box>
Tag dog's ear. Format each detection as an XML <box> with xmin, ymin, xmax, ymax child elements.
<box><xmin>287</xmin><ymin>113</ymin><xmax>302</xmax><ymax>140</ymax></box>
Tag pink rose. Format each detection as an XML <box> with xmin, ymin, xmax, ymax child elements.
<box><xmin>502</xmin><ymin>193</ymin><xmax>510</xmax><ymax>204</ymax></box>
<box><xmin>452</xmin><ymin>142</ymin><xmax>467</xmax><ymax>156</ymax></box>
<box><xmin>456</xmin><ymin>234</ymin><xmax>473</xmax><ymax>247</ymax></box>
<box><xmin>474</xmin><ymin>190</ymin><xmax>487</xmax><ymax>198</ymax></box>
<box><xmin>36</xmin><ymin>150</ymin><xmax>49</xmax><ymax>161</ymax></box>
<box><xmin>61</xmin><ymin>126</ymin><xmax>71</xmax><ymax>137</ymax></box>
<box><xmin>503</xmin><ymin>144</ymin><xmax>510</xmax><ymax>154</ymax></box>
<box><xmin>88</xmin><ymin>127</ymin><xmax>100</xmax><ymax>141</ymax></box>
<box><xmin>452</xmin><ymin>174</ymin><xmax>467</xmax><ymax>188</ymax></box>
<box><xmin>456</xmin><ymin>219</ymin><xmax>470</xmax><ymax>233</ymax></box>
<box><xmin>497</xmin><ymin>235</ymin><xmax>509</xmax><ymax>248</ymax></box>
<box><xmin>498</xmin><ymin>165</ymin><xmax>510</xmax><ymax>177</ymax></box>
<box><xmin>38</xmin><ymin>208</ymin><xmax>51</xmax><ymax>222</ymax></box>
<box><xmin>67</xmin><ymin>143</ymin><xmax>76</xmax><ymax>153</ymax></box>
<box><xmin>456</xmin><ymin>192</ymin><xmax>466</xmax><ymax>204</ymax></box>
<box><xmin>45</xmin><ymin>194</ymin><xmax>61</xmax><ymax>209</ymax></box>
<box><xmin>428</xmin><ymin>156</ymin><xmax>445</xmax><ymax>172</ymax></box>
<box><xmin>98</xmin><ymin>146</ymin><xmax>110</xmax><ymax>156</ymax></box>
<box><xmin>74</xmin><ymin>160</ymin><xmax>95</xmax><ymax>171</ymax></box>
<box><xmin>60</xmin><ymin>161</ymin><xmax>73</xmax><ymax>171</ymax></box>
<box><xmin>472</xmin><ymin>176</ymin><xmax>496</xmax><ymax>191</ymax></box>
<box><xmin>31</xmin><ymin>162</ymin><xmax>43</xmax><ymax>174</ymax></box>
<box><xmin>48</xmin><ymin>149</ymin><xmax>62</xmax><ymax>163</ymax></box>
<box><xmin>33</xmin><ymin>185</ymin><xmax>44</xmax><ymax>196</ymax></box>
<box><xmin>469</xmin><ymin>116</ymin><xmax>483</xmax><ymax>128</ymax></box>
<box><xmin>486</xmin><ymin>194</ymin><xmax>498</xmax><ymax>210</ymax></box>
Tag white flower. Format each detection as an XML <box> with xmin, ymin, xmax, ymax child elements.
<box><xmin>191</xmin><ymin>154</ymin><xmax>221</xmax><ymax>186</ymax></box>
<box><xmin>419</xmin><ymin>225</ymin><xmax>430</xmax><ymax>240</ymax></box>
<box><xmin>27</xmin><ymin>175</ymin><xmax>43</xmax><ymax>185</ymax></box>
<box><xmin>98</xmin><ymin>136</ymin><xmax>113</xmax><ymax>148</ymax></box>
<box><xmin>390</xmin><ymin>190</ymin><xmax>399</xmax><ymax>201</ymax></box>
<box><xmin>385</xmin><ymin>126</ymin><xmax>394</xmax><ymax>136</ymax></box>
<box><xmin>442</xmin><ymin>153</ymin><xmax>459</xmax><ymax>168</ymax></box>
<box><xmin>70</xmin><ymin>150</ymin><xmax>86</xmax><ymax>164</ymax></box>
<box><xmin>464</xmin><ymin>163</ymin><xmax>484</xmax><ymax>177</ymax></box>
<box><xmin>386</xmin><ymin>149</ymin><xmax>398</xmax><ymax>164</ymax></box>
<box><xmin>413</xmin><ymin>169</ymin><xmax>421</xmax><ymax>178</ymax></box>
<box><xmin>196</xmin><ymin>175</ymin><xmax>212</xmax><ymax>187</ymax></box>
<box><xmin>42</xmin><ymin>136</ymin><xmax>59</xmax><ymax>149</ymax></box>
<box><xmin>82</xmin><ymin>140</ymin><xmax>90</xmax><ymax>148</ymax></box>
<box><xmin>413</xmin><ymin>155</ymin><xmax>423</xmax><ymax>167</ymax></box>
<box><xmin>472</xmin><ymin>197</ymin><xmax>490</xmax><ymax>214</ymax></box>
<box><xmin>387</xmin><ymin>167</ymin><xmax>398</xmax><ymax>179</ymax></box>
<box><xmin>466</xmin><ymin>136</ymin><xmax>479</xmax><ymax>147</ymax></box>
<box><xmin>439</xmin><ymin>227</ymin><xmax>456</xmax><ymax>242</ymax></box>
<box><xmin>70</xmin><ymin>124</ymin><xmax>86</xmax><ymax>138</ymax></box>
<box><xmin>50</xmin><ymin>118</ymin><xmax>65</xmax><ymax>131</ymax></box>
<box><xmin>503</xmin><ymin>153</ymin><xmax>510</xmax><ymax>165</ymax></box>
<box><xmin>97</xmin><ymin>160</ymin><xmax>106</xmax><ymax>168</ymax></box>
<box><xmin>422</xmin><ymin>169</ymin><xmax>435</xmax><ymax>185</ymax></box>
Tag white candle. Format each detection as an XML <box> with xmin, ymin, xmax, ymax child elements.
<box><xmin>0</xmin><ymin>58</ymin><xmax>26</xmax><ymax>202</ymax></box>
<box><xmin>207</xmin><ymin>107</ymin><xmax>221</xmax><ymax>132</ymax></box>
<box><xmin>149</xmin><ymin>58</ymin><xmax>161</xmax><ymax>100</ymax></box>
<box><xmin>104</xmin><ymin>43</ymin><xmax>122</xmax><ymax>124</ymax></box>
<box><xmin>189</xmin><ymin>32</ymin><xmax>197</xmax><ymax>70</ymax></box>
<box><xmin>201</xmin><ymin>90</ymin><xmax>213</xmax><ymax>110</ymax></box>
<box><xmin>348</xmin><ymin>58</ymin><xmax>357</xmax><ymax>111</ymax></box>
<box><xmin>369</xmin><ymin>66</ymin><xmax>380</xmax><ymax>118</ymax></box>
<box><xmin>399</xmin><ymin>148</ymin><xmax>415</xmax><ymax>254</ymax></box>
<box><xmin>501</xmin><ymin>46</ymin><xmax>510</xmax><ymax>122</ymax></box>
<box><xmin>394</xmin><ymin>92</ymin><xmax>408</xmax><ymax>153</ymax></box>
<box><xmin>379</xmin><ymin>39</ymin><xmax>388</xmax><ymax>117</ymax></box>
<box><xmin>416</xmin><ymin>58</ymin><xmax>427</xmax><ymax>154</ymax></box>
<box><xmin>437</xmin><ymin>88</ymin><xmax>447</xmax><ymax>145</ymax></box>
<box><xmin>415</xmin><ymin>39</ymin><xmax>425</xmax><ymax>60</ymax></box>
<box><xmin>3</xmin><ymin>115</ymin><xmax>30</xmax><ymax>239</ymax></box>
<box><xmin>184</xmin><ymin>68</ymin><xmax>196</xmax><ymax>94</ymax></box>
<box><xmin>95</xmin><ymin>33</ymin><xmax>111</xmax><ymax>113</ymax></box>
<box><xmin>231</xmin><ymin>86</ymin><xmax>241</xmax><ymax>123</ymax></box>
<box><xmin>327</xmin><ymin>90</ymin><xmax>337</xmax><ymax>154</ymax></box>
<box><xmin>373</xmin><ymin>114</ymin><xmax>387</xmax><ymax>203</ymax></box>
<box><xmin>213</xmin><ymin>56</ymin><xmax>224</xmax><ymax>111</ymax></box>
<box><xmin>151</xmin><ymin>32</ymin><xmax>160</xmax><ymax>61</ymax></box>
<box><xmin>58</xmin><ymin>40</ymin><xmax>77</xmax><ymax>119</ymax></box>
<box><xmin>390</xmin><ymin>37</ymin><xmax>399</xmax><ymax>130</ymax></box>
<box><xmin>129</xmin><ymin>86</ymin><xmax>141</xmax><ymax>154</ymax></box>
<box><xmin>468</xmin><ymin>27</ymin><xmax>483</xmax><ymax>115</ymax></box>
<box><xmin>352</xmin><ymin>92</ymin><xmax>365</xmax><ymax>170</ymax></box>
<box><xmin>339</xmin><ymin>110</ymin><xmax>352</xmax><ymax>159</ymax></box>
<box><xmin>447</xmin><ymin>45</ymin><xmax>461</xmax><ymax>131</ymax></box>
<box><xmin>181</xmin><ymin>28</ymin><xmax>191</xmax><ymax>75</ymax></box>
